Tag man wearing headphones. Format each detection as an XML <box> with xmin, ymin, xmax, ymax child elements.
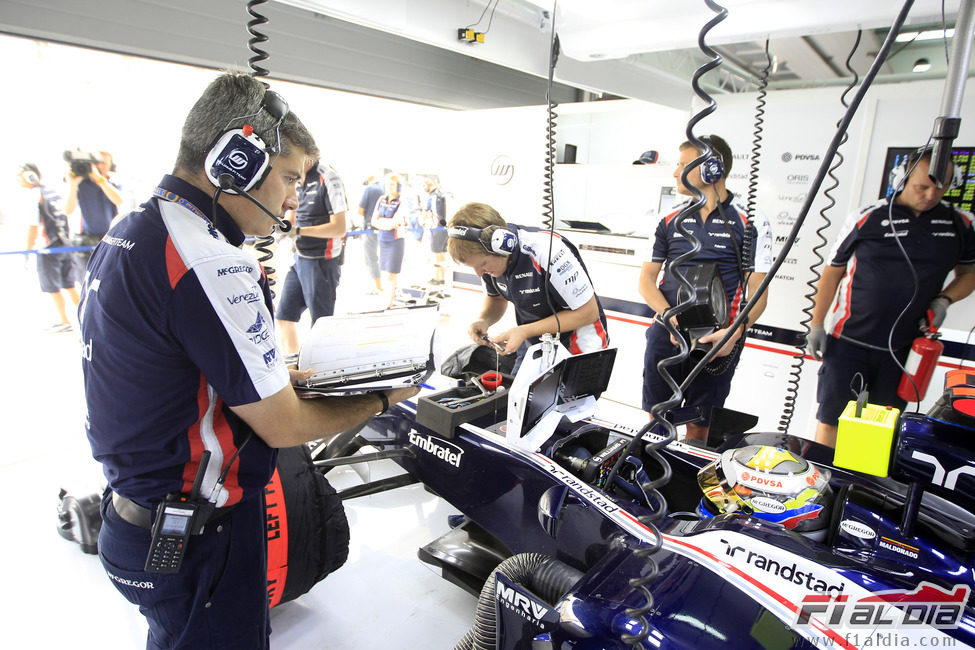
<box><xmin>447</xmin><ymin>202</ymin><xmax>609</xmax><ymax>367</ymax></box>
<box><xmin>808</xmin><ymin>148</ymin><xmax>975</xmax><ymax>447</ymax></box>
<box><xmin>80</xmin><ymin>72</ymin><xmax>418</xmax><ymax>648</ymax></box>
<box><xmin>277</xmin><ymin>158</ymin><xmax>348</xmax><ymax>355</ymax></box>
<box><xmin>639</xmin><ymin>136</ymin><xmax>773</xmax><ymax>444</ymax></box>
<box><xmin>18</xmin><ymin>163</ymin><xmax>81</xmax><ymax>331</ymax></box>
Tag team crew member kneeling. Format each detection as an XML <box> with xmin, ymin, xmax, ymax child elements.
<box><xmin>447</xmin><ymin>202</ymin><xmax>609</xmax><ymax>368</ymax></box>
<box><xmin>80</xmin><ymin>72</ymin><xmax>418</xmax><ymax>649</ymax></box>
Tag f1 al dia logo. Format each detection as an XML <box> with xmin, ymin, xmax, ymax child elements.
<box><xmin>491</xmin><ymin>155</ymin><xmax>514</xmax><ymax>185</ymax></box>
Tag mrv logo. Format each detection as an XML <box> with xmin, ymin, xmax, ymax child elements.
<box><xmin>496</xmin><ymin>578</ymin><xmax>549</xmax><ymax>623</ymax></box>
<box><xmin>408</xmin><ymin>432</ymin><xmax>463</xmax><ymax>468</ymax></box>
<box><xmin>796</xmin><ymin>582</ymin><xmax>969</xmax><ymax>629</ymax></box>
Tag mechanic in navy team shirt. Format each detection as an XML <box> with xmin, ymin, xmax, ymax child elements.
<box><xmin>80</xmin><ymin>72</ymin><xmax>418</xmax><ymax>649</ymax></box>
<box><xmin>447</xmin><ymin>202</ymin><xmax>609</xmax><ymax>369</ymax></box>
<box><xmin>18</xmin><ymin>163</ymin><xmax>81</xmax><ymax>331</ymax></box>
<box><xmin>277</xmin><ymin>158</ymin><xmax>348</xmax><ymax>355</ymax></box>
<box><xmin>808</xmin><ymin>148</ymin><xmax>975</xmax><ymax>447</ymax></box>
<box><xmin>638</xmin><ymin>135</ymin><xmax>773</xmax><ymax>445</ymax></box>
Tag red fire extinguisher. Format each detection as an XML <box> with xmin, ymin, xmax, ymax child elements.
<box><xmin>897</xmin><ymin>321</ymin><xmax>943</xmax><ymax>403</ymax></box>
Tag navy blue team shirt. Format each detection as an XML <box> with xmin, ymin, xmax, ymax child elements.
<box><xmin>826</xmin><ymin>198</ymin><xmax>975</xmax><ymax>349</ymax></box>
<box><xmin>650</xmin><ymin>192</ymin><xmax>773</xmax><ymax>320</ymax></box>
<box><xmin>80</xmin><ymin>175</ymin><xmax>290</xmax><ymax>508</ymax></box>
<box><xmin>482</xmin><ymin>224</ymin><xmax>609</xmax><ymax>354</ymax></box>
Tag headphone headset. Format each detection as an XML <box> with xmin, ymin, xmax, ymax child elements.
<box><xmin>699</xmin><ymin>136</ymin><xmax>724</xmax><ymax>185</ymax></box>
<box><xmin>204</xmin><ymin>89</ymin><xmax>293</xmax><ymax>231</ymax></box>
<box><xmin>447</xmin><ymin>224</ymin><xmax>519</xmax><ymax>256</ymax></box>
<box><xmin>20</xmin><ymin>165</ymin><xmax>39</xmax><ymax>186</ymax></box>
<box><xmin>889</xmin><ymin>145</ymin><xmax>963</xmax><ymax>193</ymax></box>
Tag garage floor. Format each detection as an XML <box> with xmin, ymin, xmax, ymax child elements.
<box><xmin>2</xmin><ymin>233</ymin><xmax>645</xmax><ymax>648</ymax></box>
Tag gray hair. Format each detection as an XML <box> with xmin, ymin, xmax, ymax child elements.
<box><xmin>174</xmin><ymin>71</ymin><xmax>318</xmax><ymax>173</ymax></box>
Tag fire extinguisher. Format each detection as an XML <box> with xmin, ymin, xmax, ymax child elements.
<box><xmin>897</xmin><ymin>323</ymin><xmax>943</xmax><ymax>403</ymax></box>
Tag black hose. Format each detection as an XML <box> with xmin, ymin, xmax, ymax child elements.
<box><xmin>452</xmin><ymin>553</ymin><xmax>582</xmax><ymax>650</ymax></box>
<box><xmin>779</xmin><ymin>30</ymin><xmax>862</xmax><ymax>433</ymax></box>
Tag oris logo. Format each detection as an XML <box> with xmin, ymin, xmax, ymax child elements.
<box><xmin>787</xmin><ymin>174</ymin><xmax>809</xmax><ymax>184</ymax></box>
<box><xmin>491</xmin><ymin>155</ymin><xmax>514</xmax><ymax>185</ymax></box>
<box><xmin>228</xmin><ymin>149</ymin><xmax>250</xmax><ymax>170</ymax></box>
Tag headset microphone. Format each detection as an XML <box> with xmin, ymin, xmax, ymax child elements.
<box><xmin>217</xmin><ymin>173</ymin><xmax>292</xmax><ymax>232</ymax></box>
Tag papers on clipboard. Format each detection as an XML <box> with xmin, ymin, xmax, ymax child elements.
<box><xmin>295</xmin><ymin>305</ymin><xmax>438</xmax><ymax>396</ymax></box>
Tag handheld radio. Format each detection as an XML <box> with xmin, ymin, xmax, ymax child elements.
<box><xmin>144</xmin><ymin>451</ymin><xmax>214</xmax><ymax>573</ymax></box>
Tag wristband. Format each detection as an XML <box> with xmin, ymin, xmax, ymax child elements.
<box><xmin>936</xmin><ymin>293</ymin><xmax>953</xmax><ymax>304</ymax></box>
<box><xmin>295</xmin><ymin>227</ymin><xmax>301</xmax><ymax>237</ymax></box>
<box><xmin>376</xmin><ymin>391</ymin><xmax>389</xmax><ymax>415</ymax></box>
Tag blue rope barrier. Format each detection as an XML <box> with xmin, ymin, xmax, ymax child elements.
<box><xmin>1</xmin><ymin>245</ymin><xmax>96</xmax><ymax>256</ymax></box>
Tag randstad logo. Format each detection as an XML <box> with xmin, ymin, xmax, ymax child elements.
<box><xmin>491</xmin><ymin>155</ymin><xmax>514</xmax><ymax>185</ymax></box>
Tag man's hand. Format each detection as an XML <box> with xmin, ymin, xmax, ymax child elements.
<box><xmin>806</xmin><ymin>324</ymin><xmax>827</xmax><ymax>361</ymax></box>
<box><xmin>468</xmin><ymin>319</ymin><xmax>492</xmax><ymax>345</ymax></box>
<box><xmin>698</xmin><ymin>325</ymin><xmax>741</xmax><ymax>358</ymax></box>
<box><xmin>384</xmin><ymin>385</ymin><xmax>421</xmax><ymax>407</ymax></box>
<box><xmin>289</xmin><ymin>367</ymin><xmax>314</xmax><ymax>385</ymax></box>
<box><xmin>923</xmin><ymin>295</ymin><xmax>950</xmax><ymax>332</ymax></box>
<box><xmin>493</xmin><ymin>326</ymin><xmax>527</xmax><ymax>356</ymax></box>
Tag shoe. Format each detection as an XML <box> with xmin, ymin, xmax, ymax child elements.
<box><xmin>45</xmin><ymin>323</ymin><xmax>73</xmax><ymax>333</ymax></box>
<box><xmin>429</xmin><ymin>279</ymin><xmax>444</xmax><ymax>285</ymax></box>
<box><xmin>366</xmin><ymin>288</ymin><xmax>381</xmax><ymax>296</ymax></box>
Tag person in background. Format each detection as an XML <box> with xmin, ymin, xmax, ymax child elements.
<box><xmin>372</xmin><ymin>174</ymin><xmax>406</xmax><ymax>307</ymax></box>
<box><xmin>357</xmin><ymin>175</ymin><xmax>384</xmax><ymax>295</ymax></box>
<box><xmin>64</xmin><ymin>150</ymin><xmax>123</xmax><ymax>257</ymax></box>
<box><xmin>638</xmin><ymin>135</ymin><xmax>772</xmax><ymax>445</ymax></box>
<box><xmin>447</xmin><ymin>202</ymin><xmax>609</xmax><ymax>370</ymax></box>
<box><xmin>19</xmin><ymin>163</ymin><xmax>81</xmax><ymax>332</ymax></box>
<box><xmin>81</xmin><ymin>72</ymin><xmax>418</xmax><ymax>649</ymax></box>
<box><xmin>808</xmin><ymin>148</ymin><xmax>975</xmax><ymax>447</ymax></box>
<box><xmin>277</xmin><ymin>158</ymin><xmax>348</xmax><ymax>355</ymax></box>
<box><xmin>422</xmin><ymin>175</ymin><xmax>448</xmax><ymax>286</ymax></box>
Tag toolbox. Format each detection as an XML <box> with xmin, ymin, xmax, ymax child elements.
<box><xmin>416</xmin><ymin>373</ymin><xmax>512</xmax><ymax>438</ymax></box>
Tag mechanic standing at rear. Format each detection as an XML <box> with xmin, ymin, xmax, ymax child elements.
<box><xmin>808</xmin><ymin>149</ymin><xmax>975</xmax><ymax>448</ymax></box>
<box><xmin>80</xmin><ymin>72</ymin><xmax>417</xmax><ymax>649</ymax></box>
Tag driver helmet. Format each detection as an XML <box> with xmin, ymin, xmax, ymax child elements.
<box><xmin>696</xmin><ymin>445</ymin><xmax>833</xmax><ymax>532</ymax></box>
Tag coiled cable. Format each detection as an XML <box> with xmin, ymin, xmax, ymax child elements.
<box><xmin>607</xmin><ymin>3</ymin><xmax>729</xmax><ymax>645</ymax></box>
<box><xmin>541</xmin><ymin>5</ymin><xmax>562</xmax><ymax>338</ymax></box>
<box><xmin>245</xmin><ymin>0</ymin><xmax>281</xmax><ymax>298</ymax></box>
<box><xmin>778</xmin><ymin>30</ymin><xmax>862</xmax><ymax>433</ymax></box>
<box><xmin>676</xmin><ymin>0</ymin><xmax>917</xmax><ymax>398</ymax></box>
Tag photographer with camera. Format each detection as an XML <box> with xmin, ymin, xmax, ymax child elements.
<box><xmin>64</xmin><ymin>149</ymin><xmax>123</xmax><ymax>256</ymax></box>
<box><xmin>638</xmin><ymin>136</ymin><xmax>772</xmax><ymax>444</ymax></box>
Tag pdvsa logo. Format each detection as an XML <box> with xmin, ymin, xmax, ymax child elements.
<box><xmin>491</xmin><ymin>155</ymin><xmax>514</xmax><ymax>185</ymax></box>
<box><xmin>782</xmin><ymin>152</ymin><xmax>821</xmax><ymax>162</ymax></box>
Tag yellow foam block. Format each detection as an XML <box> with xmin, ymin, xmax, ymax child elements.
<box><xmin>833</xmin><ymin>400</ymin><xmax>899</xmax><ymax>477</ymax></box>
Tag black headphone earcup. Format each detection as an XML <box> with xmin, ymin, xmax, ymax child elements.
<box><xmin>701</xmin><ymin>157</ymin><xmax>723</xmax><ymax>184</ymax></box>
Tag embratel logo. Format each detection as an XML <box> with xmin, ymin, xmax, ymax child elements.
<box><xmin>408</xmin><ymin>432</ymin><xmax>463</xmax><ymax>468</ymax></box>
<box><xmin>796</xmin><ymin>582</ymin><xmax>969</xmax><ymax>629</ymax></box>
<box><xmin>491</xmin><ymin>155</ymin><xmax>514</xmax><ymax>185</ymax></box>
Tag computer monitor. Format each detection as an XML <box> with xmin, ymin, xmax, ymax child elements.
<box><xmin>879</xmin><ymin>146</ymin><xmax>974</xmax><ymax>213</ymax></box>
<box><xmin>520</xmin><ymin>348</ymin><xmax>617</xmax><ymax>435</ymax></box>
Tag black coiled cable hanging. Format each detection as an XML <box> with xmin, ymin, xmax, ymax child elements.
<box><xmin>744</xmin><ymin>39</ymin><xmax>770</xmax><ymax>284</ymax></box>
<box><xmin>606</xmin><ymin>3</ymin><xmax>730</xmax><ymax>645</ymax></box>
<box><xmin>244</xmin><ymin>0</ymin><xmax>280</xmax><ymax>298</ymax></box>
<box><xmin>778</xmin><ymin>30</ymin><xmax>862</xmax><ymax>434</ymax></box>
<box><xmin>540</xmin><ymin>6</ymin><xmax>562</xmax><ymax>337</ymax></box>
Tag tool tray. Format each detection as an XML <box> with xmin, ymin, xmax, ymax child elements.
<box><xmin>416</xmin><ymin>376</ymin><xmax>513</xmax><ymax>439</ymax></box>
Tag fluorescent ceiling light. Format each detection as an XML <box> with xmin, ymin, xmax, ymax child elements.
<box><xmin>896</xmin><ymin>28</ymin><xmax>955</xmax><ymax>42</ymax></box>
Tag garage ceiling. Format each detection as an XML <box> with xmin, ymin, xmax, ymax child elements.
<box><xmin>0</xmin><ymin>0</ymin><xmax>970</xmax><ymax>110</ymax></box>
